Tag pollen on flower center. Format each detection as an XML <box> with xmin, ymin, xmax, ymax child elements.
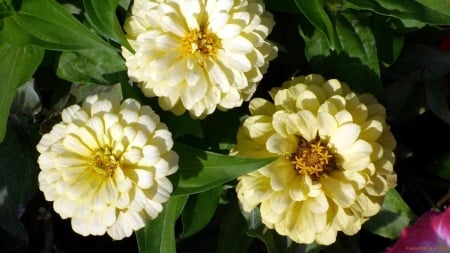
<box><xmin>290</xmin><ymin>136</ymin><xmax>336</xmax><ymax>181</ymax></box>
<box><xmin>182</xmin><ymin>27</ymin><xmax>222</xmax><ymax>59</ymax></box>
<box><xmin>89</xmin><ymin>148</ymin><xmax>119</xmax><ymax>177</ymax></box>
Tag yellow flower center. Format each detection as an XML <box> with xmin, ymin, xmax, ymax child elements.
<box><xmin>182</xmin><ymin>27</ymin><xmax>222</xmax><ymax>63</ymax></box>
<box><xmin>89</xmin><ymin>148</ymin><xmax>119</xmax><ymax>177</ymax></box>
<box><xmin>291</xmin><ymin>137</ymin><xmax>336</xmax><ymax>181</ymax></box>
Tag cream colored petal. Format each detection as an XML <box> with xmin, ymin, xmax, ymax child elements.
<box><xmin>144</xmin><ymin>200</ymin><xmax>163</xmax><ymax>219</ymax></box>
<box><xmin>61</xmin><ymin>104</ymin><xmax>82</xmax><ymax>123</ymax></box>
<box><xmin>315</xmin><ymin>226</ymin><xmax>338</xmax><ymax>245</ymax></box>
<box><xmin>328</xmin><ymin>123</ymin><xmax>361</xmax><ymax>151</ymax></box>
<box><xmin>86</xmin><ymin>212</ymin><xmax>108</xmax><ymax>236</ymax></box>
<box><xmin>266</xmin><ymin>133</ymin><xmax>296</xmax><ymax>155</ymax></box>
<box><xmin>62</xmin><ymin>135</ymin><xmax>93</xmax><ymax>157</ymax></box>
<box><xmin>272</xmin><ymin>111</ymin><xmax>299</xmax><ymax>138</ymax></box>
<box><xmin>317</xmin><ymin>112</ymin><xmax>338</xmax><ymax>140</ymax></box>
<box><xmin>249</xmin><ymin>98</ymin><xmax>275</xmax><ymax>116</ymax></box>
<box><xmin>297</xmin><ymin>110</ymin><xmax>318</xmax><ymax>141</ymax></box>
<box><xmin>71</xmin><ymin>216</ymin><xmax>91</xmax><ymax>236</ymax></box>
<box><xmin>306</xmin><ymin>191</ymin><xmax>329</xmax><ymax>214</ymax></box>
<box><xmin>288</xmin><ymin>176</ymin><xmax>307</xmax><ymax>201</ymax></box>
<box><xmin>106</xmin><ymin>212</ymin><xmax>134</xmax><ymax>240</ymax></box>
<box><xmin>295</xmin><ymin>89</ymin><xmax>321</xmax><ymax>112</ymax></box>
<box><xmin>334</xmin><ymin>110</ymin><xmax>353</xmax><ymax>125</ymax></box>
<box><xmin>321</xmin><ymin>175</ymin><xmax>356</xmax><ymax>207</ymax></box>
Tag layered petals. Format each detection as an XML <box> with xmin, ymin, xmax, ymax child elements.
<box><xmin>122</xmin><ymin>0</ymin><xmax>277</xmax><ymax>118</ymax></box>
<box><xmin>234</xmin><ymin>74</ymin><xmax>397</xmax><ymax>245</ymax></box>
<box><xmin>36</xmin><ymin>93</ymin><xmax>178</xmax><ymax>240</ymax></box>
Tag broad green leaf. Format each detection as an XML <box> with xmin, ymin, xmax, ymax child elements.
<box><xmin>0</xmin><ymin>44</ymin><xmax>44</xmax><ymax>142</ymax></box>
<box><xmin>300</xmin><ymin>11</ymin><xmax>383</xmax><ymax>97</ymax></box>
<box><xmin>171</xmin><ymin>143</ymin><xmax>276</xmax><ymax>195</ymax></box>
<box><xmin>334</xmin><ymin>12</ymin><xmax>382</xmax><ymax>96</ymax></box>
<box><xmin>0</xmin><ymin>115</ymin><xmax>39</xmax><ymax>240</ymax></box>
<box><xmin>364</xmin><ymin>189</ymin><xmax>416</xmax><ymax>239</ymax></box>
<box><xmin>373</xmin><ymin>16</ymin><xmax>404</xmax><ymax>68</ymax></box>
<box><xmin>181</xmin><ymin>186</ymin><xmax>222</xmax><ymax>238</ymax></box>
<box><xmin>217</xmin><ymin>203</ymin><xmax>253</xmax><ymax>253</ymax></box>
<box><xmin>6</xmin><ymin>0</ymin><xmax>109</xmax><ymax>50</ymax></box>
<box><xmin>135</xmin><ymin>195</ymin><xmax>188</xmax><ymax>253</ymax></box>
<box><xmin>0</xmin><ymin>1</ymin><xmax>14</xmax><ymax>18</ymax></box>
<box><xmin>343</xmin><ymin>0</ymin><xmax>450</xmax><ymax>25</ymax></box>
<box><xmin>56</xmin><ymin>48</ymin><xmax>126</xmax><ymax>85</ymax></box>
<box><xmin>294</xmin><ymin>0</ymin><xmax>335</xmax><ymax>49</ymax></box>
<box><xmin>83</xmin><ymin>0</ymin><xmax>133</xmax><ymax>51</ymax></box>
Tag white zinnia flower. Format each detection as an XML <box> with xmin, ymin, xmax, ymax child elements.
<box><xmin>122</xmin><ymin>0</ymin><xmax>277</xmax><ymax>118</ymax></box>
<box><xmin>234</xmin><ymin>74</ymin><xmax>397</xmax><ymax>245</ymax></box>
<box><xmin>36</xmin><ymin>92</ymin><xmax>178</xmax><ymax>240</ymax></box>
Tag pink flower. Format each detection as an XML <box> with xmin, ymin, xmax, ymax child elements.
<box><xmin>385</xmin><ymin>208</ymin><xmax>450</xmax><ymax>253</ymax></box>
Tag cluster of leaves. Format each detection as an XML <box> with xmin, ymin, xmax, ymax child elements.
<box><xmin>0</xmin><ymin>0</ymin><xmax>449</xmax><ymax>252</ymax></box>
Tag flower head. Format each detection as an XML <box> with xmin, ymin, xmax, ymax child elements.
<box><xmin>385</xmin><ymin>208</ymin><xmax>450</xmax><ymax>253</ymax></box>
<box><xmin>122</xmin><ymin>0</ymin><xmax>277</xmax><ymax>118</ymax></box>
<box><xmin>234</xmin><ymin>74</ymin><xmax>397</xmax><ymax>245</ymax></box>
<box><xmin>37</xmin><ymin>92</ymin><xmax>178</xmax><ymax>240</ymax></box>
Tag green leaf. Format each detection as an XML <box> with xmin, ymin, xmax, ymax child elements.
<box><xmin>373</xmin><ymin>16</ymin><xmax>404</xmax><ymax>68</ymax></box>
<box><xmin>0</xmin><ymin>1</ymin><xmax>14</xmax><ymax>18</ymax></box>
<box><xmin>0</xmin><ymin>115</ymin><xmax>38</xmax><ymax>240</ymax></box>
<box><xmin>135</xmin><ymin>195</ymin><xmax>188</xmax><ymax>253</ymax></box>
<box><xmin>171</xmin><ymin>143</ymin><xmax>276</xmax><ymax>195</ymax></box>
<box><xmin>181</xmin><ymin>186</ymin><xmax>222</xmax><ymax>238</ymax></box>
<box><xmin>294</xmin><ymin>0</ymin><xmax>335</xmax><ymax>49</ymax></box>
<box><xmin>217</xmin><ymin>203</ymin><xmax>253</xmax><ymax>253</ymax></box>
<box><xmin>0</xmin><ymin>44</ymin><xmax>44</xmax><ymax>142</ymax></box>
<box><xmin>300</xmin><ymin>11</ymin><xmax>383</xmax><ymax>97</ymax></box>
<box><xmin>364</xmin><ymin>189</ymin><xmax>416</xmax><ymax>239</ymax></box>
<box><xmin>5</xmin><ymin>0</ymin><xmax>109</xmax><ymax>50</ymax></box>
<box><xmin>56</xmin><ymin>48</ymin><xmax>126</xmax><ymax>85</ymax></box>
<box><xmin>83</xmin><ymin>0</ymin><xmax>133</xmax><ymax>51</ymax></box>
<box><xmin>343</xmin><ymin>0</ymin><xmax>450</xmax><ymax>25</ymax></box>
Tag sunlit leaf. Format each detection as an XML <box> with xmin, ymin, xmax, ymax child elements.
<box><xmin>135</xmin><ymin>195</ymin><xmax>188</xmax><ymax>253</ymax></box>
<box><xmin>83</xmin><ymin>0</ymin><xmax>133</xmax><ymax>51</ymax></box>
<box><xmin>171</xmin><ymin>143</ymin><xmax>276</xmax><ymax>195</ymax></box>
<box><xmin>364</xmin><ymin>189</ymin><xmax>416</xmax><ymax>239</ymax></box>
<box><xmin>299</xmin><ymin>11</ymin><xmax>383</xmax><ymax>97</ymax></box>
<box><xmin>56</xmin><ymin>48</ymin><xmax>126</xmax><ymax>85</ymax></box>
<box><xmin>343</xmin><ymin>0</ymin><xmax>450</xmax><ymax>25</ymax></box>
<box><xmin>5</xmin><ymin>0</ymin><xmax>109</xmax><ymax>50</ymax></box>
<box><xmin>181</xmin><ymin>186</ymin><xmax>222</xmax><ymax>238</ymax></box>
<box><xmin>294</xmin><ymin>0</ymin><xmax>335</xmax><ymax>49</ymax></box>
<box><xmin>0</xmin><ymin>44</ymin><xmax>44</xmax><ymax>142</ymax></box>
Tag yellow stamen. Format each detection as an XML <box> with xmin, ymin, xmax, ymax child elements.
<box><xmin>181</xmin><ymin>27</ymin><xmax>222</xmax><ymax>66</ymax></box>
<box><xmin>290</xmin><ymin>137</ymin><xmax>336</xmax><ymax>181</ymax></box>
<box><xmin>89</xmin><ymin>148</ymin><xmax>118</xmax><ymax>177</ymax></box>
